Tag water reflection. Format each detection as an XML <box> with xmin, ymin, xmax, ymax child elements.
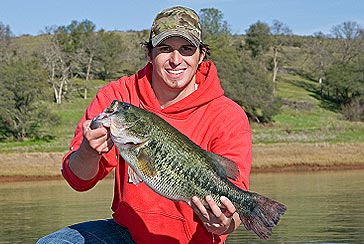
<box><xmin>0</xmin><ymin>170</ymin><xmax>363</xmax><ymax>243</ymax></box>
<box><xmin>227</xmin><ymin>170</ymin><xmax>364</xmax><ymax>243</ymax></box>
<box><xmin>0</xmin><ymin>179</ymin><xmax>113</xmax><ymax>243</ymax></box>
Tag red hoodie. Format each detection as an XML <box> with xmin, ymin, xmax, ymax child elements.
<box><xmin>62</xmin><ymin>61</ymin><xmax>252</xmax><ymax>244</ymax></box>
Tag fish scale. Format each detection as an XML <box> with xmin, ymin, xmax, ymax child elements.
<box><xmin>90</xmin><ymin>100</ymin><xmax>287</xmax><ymax>240</ymax></box>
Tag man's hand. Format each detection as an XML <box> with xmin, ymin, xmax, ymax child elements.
<box><xmin>190</xmin><ymin>195</ymin><xmax>241</xmax><ymax>235</ymax></box>
<box><xmin>82</xmin><ymin>120</ymin><xmax>113</xmax><ymax>155</ymax></box>
<box><xmin>68</xmin><ymin>120</ymin><xmax>113</xmax><ymax>180</ymax></box>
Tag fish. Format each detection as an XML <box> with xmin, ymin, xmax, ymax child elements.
<box><xmin>90</xmin><ymin>100</ymin><xmax>287</xmax><ymax>240</ymax></box>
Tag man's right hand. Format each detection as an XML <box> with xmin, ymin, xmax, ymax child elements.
<box><xmin>68</xmin><ymin>120</ymin><xmax>113</xmax><ymax>180</ymax></box>
<box><xmin>82</xmin><ymin>120</ymin><xmax>114</xmax><ymax>155</ymax></box>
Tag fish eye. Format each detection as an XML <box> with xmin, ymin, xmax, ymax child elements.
<box><xmin>121</xmin><ymin>103</ymin><xmax>130</xmax><ymax>110</ymax></box>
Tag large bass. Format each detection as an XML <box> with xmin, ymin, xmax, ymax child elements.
<box><xmin>90</xmin><ymin>100</ymin><xmax>286</xmax><ymax>239</ymax></box>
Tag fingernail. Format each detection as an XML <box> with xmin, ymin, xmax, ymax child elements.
<box><xmin>206</xmin><ymin>195</ymin><xmax>212</xmax><ymax>201</ymax></box>
<box><xmin>221</xmin><ymin>196</ymin><xmax>227</xmax><ymax>201</ymax></box>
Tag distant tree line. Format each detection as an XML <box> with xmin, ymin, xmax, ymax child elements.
<box><xmin>1</xmin><ymin>8</ymin><xmax>364</xmax><ymax>141</ymax></box>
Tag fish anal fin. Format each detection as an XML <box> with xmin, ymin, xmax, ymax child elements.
<box><xmin>136</xmin><ymin>150</ymin><xmax>157</xmax><ymax>178</ymax></box>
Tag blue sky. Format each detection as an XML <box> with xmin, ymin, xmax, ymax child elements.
<box><xmin>1</xmin><ymin>0</ymin><xmax>364</xmax><ymax>36</ymax></box>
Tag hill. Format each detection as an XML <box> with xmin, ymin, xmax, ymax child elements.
<box><xmin>253</xmin><ymin>73</ymin><xmax>364</xmax><ymax>144</ymax></box>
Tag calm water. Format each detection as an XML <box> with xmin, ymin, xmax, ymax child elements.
<box><xmin>1</xmin><ymin>170</ymin><xmax>363</xmax><ymax>243</ymax></box>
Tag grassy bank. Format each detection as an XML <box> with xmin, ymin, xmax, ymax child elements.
<box><xmin>1</xmin><ymin>142</ymin><xmax>363</xmax><ymax>181</ymax></box>
<box><xmin>252</xmin><ymin>142</ymin><xmax>364</xmax><ymax>171</ymax></box>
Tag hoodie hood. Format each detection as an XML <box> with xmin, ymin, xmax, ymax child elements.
<box><xmin>136</xmin><ymin>61</ymin><xmax>224</xmax><ymax>117</ymax></box>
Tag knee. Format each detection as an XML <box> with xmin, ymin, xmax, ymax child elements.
<box><xmin>36</xmin><ymin>227</ymin><xmax>83</xmax><ymax>244</ymax></box>
<box><xmin>36</xmin><ymin>235</ymin><xmax>57</xmax><ymax>244</ymax></box>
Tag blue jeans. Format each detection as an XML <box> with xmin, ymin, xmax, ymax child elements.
<box><xmin>36</xmin><ymin>219</ymin><xmax>135</xmax><ymax>244</ymax></box>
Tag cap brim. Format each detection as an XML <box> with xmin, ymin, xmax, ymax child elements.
<box><xmin>151</xmin><ymin>29</ymin><xmax>200</xmax><ymax>47</ymax></box>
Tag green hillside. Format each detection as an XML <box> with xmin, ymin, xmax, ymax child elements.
<box><xmin>1</xmin><ymin>72</ymin><xmax>363</xmax><ymax>154</ymax></box>
<box><xmin>252</xmin><ymin>73</ymin><xmax>364</xmax><ymax>144</ymax></box>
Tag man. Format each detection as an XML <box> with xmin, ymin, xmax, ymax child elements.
<box><xmin>38</xmin><ymin>6</ymin><xmax>252</xmax><ymax>244</ymax></box>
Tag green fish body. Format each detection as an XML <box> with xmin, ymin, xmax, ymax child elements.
<box><xmin>90</xmin><ymin>100</ymin><xmax>286</xmax><ymax>240</ymax></box>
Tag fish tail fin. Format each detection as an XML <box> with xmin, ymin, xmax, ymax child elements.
<box><xmin>237</xmin><ymin>193</ymin><xmax>287</xmax><ymax>240</ymax></box>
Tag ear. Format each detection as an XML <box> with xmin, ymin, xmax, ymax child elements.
<box><xmin>198</xmin><ymin>47</ymin><xmax>206</xmax><ymax>64</ymax></box>
<box><xmin>146</xmin><ymin>48</ymin><xmax>152</xmax><ymax>63</ymax></box>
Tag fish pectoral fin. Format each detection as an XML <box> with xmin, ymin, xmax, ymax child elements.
<box><xmin>210</xmin><ymin>153</ymin><xmax>240</xmax><ymax>181</ymax></box>
<box><xmin>128</xmin><ymin>166</ymin><xmax>143</xmax><ymax>185</ymax></box>
<box><xmin>136</xmin><ymin>150</ymin><xmax>157</xmax><ymax>178</ymax></box>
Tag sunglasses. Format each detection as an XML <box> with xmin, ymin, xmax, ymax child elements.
<box><xmin>155</xmin><ymin>44</ymin><xmax>198</xmax><ymax>56</ymax></box>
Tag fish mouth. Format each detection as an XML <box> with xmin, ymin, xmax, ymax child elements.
<box><xmin>111</xmin><ymin>134</ymin><xmax>146</xmax><ymax>150</ymax></box>
<box><xmin>90</xmin><ymin>111</ymin><xmax>113</xmax><ymax>129</ymax></box>
<box><xmin>90</xmin><ymin>101</ymin><xmax>126</xmax><ymax>129</ymax></box>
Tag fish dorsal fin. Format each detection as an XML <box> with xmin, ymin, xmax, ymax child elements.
<box><xmin>208</xmin><ymin>152</ymin><xmax>240</xmax><ymax>181</ymax></box>
<box><xmin>136</xmin><ymin>150</ymin><xmax>157</xmax><ymax>178</ymax></box>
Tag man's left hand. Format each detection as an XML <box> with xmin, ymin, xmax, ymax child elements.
<box><xmin>190</xmin><ymin>195</ymin><xmax>240</xmax><ymax>235</ymax></box>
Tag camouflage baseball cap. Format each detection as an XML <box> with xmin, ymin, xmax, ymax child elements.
<box><xmin>150</xmin><ymin>6</ymin><xmax>202</xmax><ymax>47</ymax></box>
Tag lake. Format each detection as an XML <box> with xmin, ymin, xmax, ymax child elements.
<box><xmin>1</xmin><ymin>170</ymin><xmax>363</xmax><ymax>243</ymax></box>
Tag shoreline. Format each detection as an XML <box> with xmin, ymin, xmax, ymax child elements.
<box><xmin>2</xmin><ymin>162</ymin><xmax>364</xmax><ymax>183</ymax></box>
<box><xmin>1</xmin><ymin>142</ymin><xmax>364</xmax><ymax>182</ymax></box>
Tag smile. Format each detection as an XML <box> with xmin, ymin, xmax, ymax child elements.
<box><xmin>167</xmin><ymin>69</ymin><xmax>185</xmax><ymax>75</ymax></box>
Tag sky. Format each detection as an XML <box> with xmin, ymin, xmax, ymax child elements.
<box><xmin>1</xmin><ymin>0</ymin><xmax>364</xmax><ymax>37</ymax></box>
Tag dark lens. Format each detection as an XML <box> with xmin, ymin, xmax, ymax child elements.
<box><xmin>155</xmin><ymin>45</ymin><xmax>197</xmax><ymax>56</ymax></box>
<box><xmin>178</xmin><ymin>46</ymin><xmax>197</xmax><ymax>56</ymax></box>
<box><xmin>157</xmin><ymin>46</ymin><xmax>173</xmax><ymax>53</ymax></box>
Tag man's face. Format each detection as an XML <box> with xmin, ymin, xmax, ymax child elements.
<box><xmin>148</xmin><ymin>36</ymin><xmax>205</xmax><ymax>93</ymax></box>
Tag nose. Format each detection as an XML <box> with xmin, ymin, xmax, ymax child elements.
<box><xmin>169</xmin><ymin>49</ymin><xmax>183</xmax><ymax>66</ymax></box>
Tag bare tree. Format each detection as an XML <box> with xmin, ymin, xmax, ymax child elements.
<box><xmin>38</xmin><ymin>34</ymin><xmax>70</xmax><ymax>104</ymax></box>
<box><xmin>302</xmin><ymin>33</ymin><xmax>334</xmax><ymax>86</ymax></box>
<box><xmin>270</xmin><ymin>20</ymin><xmax>292</xmax><ymax>94</ymax></box>
<box><xmin>331</xmin><ymin>21</ymin><xmax>364</xmax><ymax>64</ymax></box>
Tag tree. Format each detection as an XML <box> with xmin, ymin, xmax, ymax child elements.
<box><xmin>0</xmin><ymin>22</ymin><xmax>11</xmax><ymax>39</ymax></box>
<box><xmin>40</xmin><ymin>20</ymin><xmax>100</xmax><ymax>102</ymax></box>
<box><xmin>0</xmin><ymin>22</ymin><xmax>16</xmax><ymax>63</ymax></box>
<box><xmin>55</xmin><ymin>20</ymin><xmax>97</xmax><ymax>99</ymax></box>
<box><xmin>302</xmin><ymin>34</ymin><xmax>334</xmax><ymax>84</ymax></box>
<box><xmin>325</xmin><ymin>59</ymin><xmax>364</xmax><ymax>104</ymax></box>
<box><xmin>325</xmin><ymin>22</ymin><xmax>364</xmax><ymax>105</ymax></box>
<box><xmin>95</xmin><ymin>30</ymin><xmax>128</xmax><ymax>80</ymax></box>
<box><xmin>324</xmin><ymin>57</ymin><xmax>364</xmax><ymax>121</ymax></box>
<box><xmin>245</xmin><ymin>21</ymin><xmax>272</xmax><ymax>58</ymax></box>
<box><xmin>199</xmin><ymin>8</ymin><xmax>230</xmax><ymax>40</ymax></box>
<box><xmin>211</xmin><ymin>42</ymin><xmax>281</xmax><ymax>123</ymax></box>
<box><xmin>0</xmin><ymin>58</ymin><xmax>59</xmax><ymax>141</ymax></box>
<box><xmin>331</xmin><ymin>21</ymin><xmax>364</xmax><ymax>63</ymax></box>
<box><xmin>270</xmin><ymin>20</ymin><xmax>292</xmax><ymax>93</ymax></box>
<box><xmin>77</xmin><ymin>20</ymin><xmax>97</xmax><ymax>99</ymax></box>
<box><xmin>37</xmin><ymin>32</ymin><xmax>70</xmax><ymax>104</ymax></box>
<box><xmin>199</xmin><ymin>10</ymin><xmax>280</xmax><ymax>122</ymax></box>
<box><xmin>316</xmin><ymin>22</ymin><xmax>364</xmax><ymax>121</ymax></box>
